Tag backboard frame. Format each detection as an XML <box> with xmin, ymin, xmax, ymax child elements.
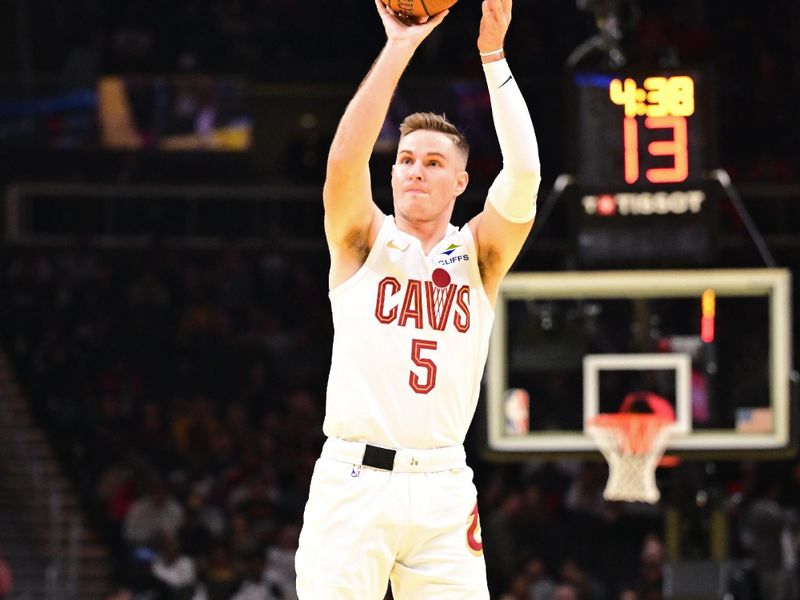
<box><xmin>485</xmin><ymin>269</ymin><xmax>794</xmax><ymax>460</ymax></box>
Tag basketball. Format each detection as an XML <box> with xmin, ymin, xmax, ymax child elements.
<box><xmin>381</xmin><ymin>0</ymin><xmax>458</xmax><ymax>18</ymax></box>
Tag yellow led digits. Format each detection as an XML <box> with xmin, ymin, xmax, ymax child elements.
<box><xmin>610</xmin><ymin>76</ymin><xmax>695</xmax><ymax>118</ymax></box>
<box><xmin>610</xmin><ymin>75</ymin><xmax>696</xmax><ymax>184</ymax></box>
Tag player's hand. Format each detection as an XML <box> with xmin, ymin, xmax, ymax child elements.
<box><xmin>374</xmin><ymin>0</ymin><xmax>449</xmax><ymax>48</ymax></box>
<box><xmin>477</xmin><ymin>0</ymin><xmax>511</xmax><ymax>53</ymax></box>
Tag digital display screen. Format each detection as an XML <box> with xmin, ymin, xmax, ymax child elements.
<box><xmin>570</xmin><ymin>69</ymin><xmax>714</xmax><ymax>189</ymax></box>
<box><xmin>567</xmin><ymin>69</ymin><xmax>717</xmax><ymax>265</ymax></box>
<box><xmin>0</xmin><ymin>87</ymin><xmax>96</xmax><ymax>148</ymax></box>
<box><xmin>98</xmin><ymin>75</ymin><xmax>252</xmax><ymax>152</ymax></box>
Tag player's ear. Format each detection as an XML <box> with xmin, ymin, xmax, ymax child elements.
<box><xmin>454</xmin><ymin>170</ymin><xmax>469</xmax><ymax>197</ymax></box>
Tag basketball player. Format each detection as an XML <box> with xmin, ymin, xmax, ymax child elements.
<box><xmin>296</xmin><ymin>0</ymin><xmax>540</xmax><ymax>597</ymax></box>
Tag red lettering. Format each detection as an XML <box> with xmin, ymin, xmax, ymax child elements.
<box><xmin>375</xmin><ymin>277</ymin><xmax>401</xmax><ymax>324</ymax></box>
<box><xmin>466</xmin><ymin>503</ymin><xmax>483</xmax><ymax>555</ymax></box>
<box><xmin>425</xmin><ymin>282</ymin><xmax>456</xmax><ymax>331</ymax></box>
<box><xmin>454</xmin><ymin>285</ymin><xmax>471</xmax><ymax>332</ymax></box>
<box><xmin>377</xmin><ymin>278</ymin><xmax>470</xmax><ymax>334</ymax></box>
<box><xmin>398</xmin><ymin>279</ymin><xmax>424</xmax><ymax>329</ymax></box>
<box><xmin>409</xmin><ymin>339</ymin><xmax>437</xmax><ymax>394</ymax></box>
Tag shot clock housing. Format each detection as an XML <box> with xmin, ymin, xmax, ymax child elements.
<box><xmin>567</xmin><ymin>68</ymin><xmax>719</xmax><ymax>267</ymax></box>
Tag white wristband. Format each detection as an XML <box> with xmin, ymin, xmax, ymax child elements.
<box><xmin>479</xmin><ymin>48</ymin><xmax>504</xmax><ymax>57</ymax></box>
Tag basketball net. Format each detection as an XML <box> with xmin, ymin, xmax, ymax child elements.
<box><xmin>587</xmin><ymin>413</ymin><xmax>674</xmax><ymax>504</ymax></box>
<box><xmin>429</xmin><ymin>268</ymin><xmax>453</xmax><ymax>326</ymax></box>
<box><xmin>433</xmin><ymin>286</ymin><xmax>447</xmax><ymax>323</ymax></box>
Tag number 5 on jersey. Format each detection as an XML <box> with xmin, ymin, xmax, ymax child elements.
<box><xmin>410</xmin><ymin>339</ymin><xmax>437</xmax><ymax>394</ymax></box>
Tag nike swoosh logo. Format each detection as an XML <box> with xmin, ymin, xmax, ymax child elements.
<box><xmin>387</xmin><ymin>240</ymin><xmax>410</xmax><ymax>252</ymax></box>
<box><xmin>499</xmin><ymin>75</ymin><xmax>513</xmax><ymax>88</ymax></box>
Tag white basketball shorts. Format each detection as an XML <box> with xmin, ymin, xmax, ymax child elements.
<box><xmin>295</xmin><ymin>440</ymin><xmax>489</xmax><ymax>599</ymax></box>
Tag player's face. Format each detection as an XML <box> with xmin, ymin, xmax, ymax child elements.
<box><xmin>391</xmin><ymin>130</ymin><xmax>468</xmax><ymax>224</ymax></box>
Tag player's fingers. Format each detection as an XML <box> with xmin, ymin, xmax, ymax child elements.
<box><xmin>375</xmin><ymin>0</ymin><xmax>396</xmax><ymax>22</ymax></box>
<box><xmin>484</xmin><ymin>0</ymin><xmax>508</xmax><ymax>27</ymax></box>
<box><xmin>492</xmin><ymin>0</ymin><xmax>510</xmax><ymax>30</ymax></box>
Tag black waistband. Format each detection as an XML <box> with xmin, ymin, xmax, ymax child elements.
<box><xmin>362</xmin><ymin>444</ymin><xmax>397</xmax><ymax>471</ymax></box>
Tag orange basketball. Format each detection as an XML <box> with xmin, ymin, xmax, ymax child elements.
<box><xmin>381</xmin><ymin>0</ymin><xmax>458</xmax><ymax>18</ymax></box>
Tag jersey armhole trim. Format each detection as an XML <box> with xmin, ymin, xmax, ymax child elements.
<box><xmin>329</xmin><ymin>213</ymin><xmax>392</xmax><ymax>300</ymax></box>
<box><xmin>462</xmin><ymin>224</ymin><xmax>495</xmax><ymax>317</ymax></box>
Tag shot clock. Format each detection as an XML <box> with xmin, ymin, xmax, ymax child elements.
<box><xmin>568</xmin><ymin>68</ymin><xmax>718</xmax><ymax>266</ymax></box>
<box><xmin>610</xmin><ymin>75</ymin><xmax>694</xmax><ymax>185</ymax></box>
<box><xmin>571</xmin><ymin>69</ymin><xmax>715</xmax><ymax>188</ymax></box>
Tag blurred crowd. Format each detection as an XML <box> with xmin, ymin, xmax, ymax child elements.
<box><xmin>1</xmin><ymin>247</ymin><xmax>798</xmax><ymax>599</ymax></box>
<box><xmin>0</xmin><ymin>247</ymin><xmax>328</xmax><ymax>598</ymax></box>
<box><xmin>6</xmin><ymin>0</ymin><xmax>796</xmax><ymax>183</ymax></box>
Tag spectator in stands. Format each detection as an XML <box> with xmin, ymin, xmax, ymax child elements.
<box><xmin>557</xmin><ymin>558</ymin><xmax>606</xmax><ymax>600</ymax></box>
<box><xmin>553</xmin><ymin>582</ymin><xmax>579</xmax><ymax>600</ymax></box>
<box><xmin>132</xmin><ymin>401</ymin><xmax>175</xmax><ymax>469</ymax></box>
<box><xmin>178</xmin><ymin>494</ymin><xmax>215</xmax><ymax>560</ymax></box>
<box><xmin>123</xmin><ymin>478</ymin><xmax>185</xmax><ymax>550</ymax></box>
<box><xmin>620</xmin><ymin>533</ymin><xmax>665</xmax><ymax>600</ymax></box>
<box><xmin>199</xmin><ymin>542</ymin><xmax>241</xmax><ymax>600</ymax></box>
<box><xmin>230</xmin><ymin>551</ymin><xmax>275</xmax><ymax>600</ymax></box>
<box><xmin>222</xmin><ymin>402</ymin><xmax>256</xmax><ymax>458</ymax></box>
<box><xmin>171</xmin><ymin>395</ymin><xmax>222</xmax><ymax>468</ymax></box>
<box><xmin>483</xmin><ymin>488</ymin><xmax>526</xmax><ymax>592</ymax></box>
<box><xmin>523</xmin><ymin>556</ymin><xmax>556</xmax><ymax>600</ymax></box>
<box><xmin>96</xmin><ymin>461</ymin><xmax>137</xmax><ymax>547</ymax></box>
<box><xmin>229</xmin><ymin>511</ymin><xmax>262</xmax><ymax>568</ymax></box>
<box><xmin>564</xmin><ymin>462</ymin><xmax>607</xmax><ymax>518</ymax></box>
<box><xmin>563</xmin><ymin>462</ymin><xmax>608</xmax><ymax>572</ymax></box>
<box><xmin>104</xmin><ymin>586</ymin><xmax>133</xmax><ymax>600</ymax></box>
<box><xmin>150</xmin><ymin>534</ymin><xmax>198</xmax><ymax>599</ymax></box>
<box><xmin>739</xmin><ymin>473</ymin><xmax>799</xmax><ymax>600</ymax></box>
<box><xmin>518</xmin><ymin>480</ymin><xmax>564</xmax><ymax>572</ymax></box>
<box><xmin>497</xmin><ymin>572</ymin><xmax>531</xmax><ymax>600</ymax></box>
<box><xmin>263</xmin><ymin>524</ymin><xmax>299</xmax><ymax>600</ymax></box>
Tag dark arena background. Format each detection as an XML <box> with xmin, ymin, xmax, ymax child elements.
<box><xmin>0</xmin><ymin>1</ymin><xmax>798</xmax><ymax>599</ymax></box>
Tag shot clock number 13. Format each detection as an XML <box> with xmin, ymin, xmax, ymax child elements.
<box><xmin>609</xmin><ymin>76</ymin><xmax>695</xmax><ymax>185</ymax></box>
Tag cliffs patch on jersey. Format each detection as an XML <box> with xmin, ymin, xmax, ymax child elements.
<box><xmin>374</xmin><ymin>274</ymin><xmax>471</xmax><ymax>333</ymax></box>
<box><xmin>438</xmin><ymin>243</ymin><xmax>470</xmax><ymax>266</ymax></box>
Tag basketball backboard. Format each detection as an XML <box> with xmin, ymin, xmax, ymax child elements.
<box><xmin>486</xmin><ymin>269</ymin><xmax>794</xmax><ymax>460</ymax></box>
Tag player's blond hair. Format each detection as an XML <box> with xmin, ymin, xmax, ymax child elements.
<box><xmin>399</xmin><ymin>112</ymin><xmax>470</xmax><ymax>165</ymax></box>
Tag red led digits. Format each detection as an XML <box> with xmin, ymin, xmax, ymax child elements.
<box><xmin>611</xmin><ymin>76</ymin><xmax>695</xmax><ymax>185</ymax></box>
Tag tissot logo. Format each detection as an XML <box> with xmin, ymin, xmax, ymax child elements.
<box><xmin>582</xmin><ymin>190</ymin><xmax>706</xmax><ymax>216</ymax></box>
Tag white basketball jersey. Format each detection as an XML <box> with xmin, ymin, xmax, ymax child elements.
<box><xmin>323</xmin><ymin>215</ymin><xmax>495</xmax><ymax>449</ymax></box>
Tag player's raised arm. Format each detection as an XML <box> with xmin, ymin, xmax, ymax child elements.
<box><xmin>468</xmin><ymin>0</ymin><xmax>541</xmax><ymax>303</ymax></box>
<box><xmin>323</xmin><ymin>2</ymin><xmax>448</xmax><ymax>267</ymax></box>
